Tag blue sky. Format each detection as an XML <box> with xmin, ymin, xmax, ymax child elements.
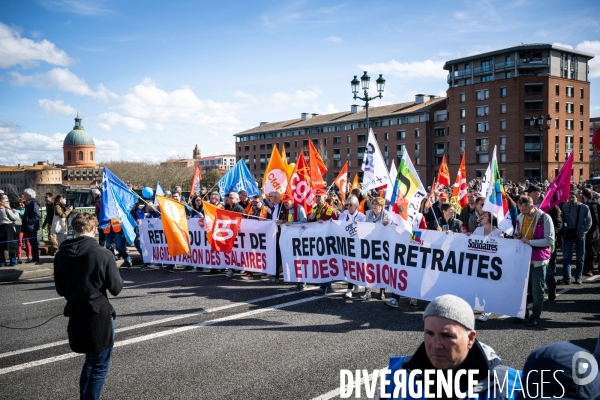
<box><xmin>1</xmin><ymin>0</ymin><xmax>599</xmax><ymax>166</ymax></box>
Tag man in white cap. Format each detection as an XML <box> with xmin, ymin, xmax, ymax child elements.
<box><xmin>381</xmin><ymin>294</ymin><xmax>522</xmax><ymax>399</ymax></box>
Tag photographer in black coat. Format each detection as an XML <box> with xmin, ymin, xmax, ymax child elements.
<box><xmin>54</xmin><ymin>213</ymin><xmax>123</xmax><ymax>400</ymax></box>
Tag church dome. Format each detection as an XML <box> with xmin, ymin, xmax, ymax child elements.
<box><xmin>63</xmin><ymin>114</ymin><xmax>95</xmax><ymax>146</ymax></box>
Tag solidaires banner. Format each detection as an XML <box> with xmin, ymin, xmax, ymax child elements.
<box><xmin>280</xmin><ymin>222</ymin><xmax>532</xmax><ymax>318</ymax></box>
<box><xmin>139</xmin><ymin>218</ymin><xmax>277</xmax><ymax>275</ymax></box>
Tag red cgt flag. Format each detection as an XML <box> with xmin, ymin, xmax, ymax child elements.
<box><xmin>334</xmin><ymin>161</ymin><xmax>348</xmax><ymax>203</ymax></box>
<box><xmin>436</xmin><ymin>155</ymin><xmax>450</xmax><ymax>190</ymax></box>
<box><xmin>286</xmin><ymin>152</ymin><xmax>315</xmax><ymax>215</ymax></box>
<box><xmin>308</xmin><ymin>140</ymin><xmax>327</xmax><ymax>189</ymax></box>
<box><xmin>202</xmin><ymin>201</ymin><xmax>242</xmax><ymax>252</ymax></box>
<box><xmin>190</xmin><ymin>163</ymin><xmax>203</xmax><ymax>197</ymax></box>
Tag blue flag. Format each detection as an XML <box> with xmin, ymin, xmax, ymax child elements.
<box><xmin>217</xmin><ymin>160</ymin><xmax>260</xmax><ymax>198</ymax></box>
<box><xmin>99</xmin><ymin>168</ymin><xmax>138</xmax><ymax>245</ymax></box>
<box><xmin>154</xmin><ymin>181</ymin><xmax>165</xmax><ymax>206</ymax></box>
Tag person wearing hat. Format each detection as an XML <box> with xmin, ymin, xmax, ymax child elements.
<box><xmin>381</xmin><ymin>294</ymin><xmax>522</xmax><ymax>399</ymax></box>
<box><xmin>308</xmin><ymin>189</ymin><xmax>338</xmax><ymax>223</ymax></box>
<box><xmin>517</xmin><ymin>341</ymin><xmax>600</xmax><ymax>399</ymax></box>
<box><xmin>559</xmin><ymin>191</ymin><xmax>592</xmax><ymax>285</ymax></box>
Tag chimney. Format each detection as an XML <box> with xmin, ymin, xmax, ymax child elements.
<box><xmin>350</xmin><ymin>104</ymin><xmax>360</xmax><ymax>114</ymax></box>
<box><xmin>17</xmin><ymin>164</ymin><xmax>20</xmax><ymax>168</ymax></box>
<box><xmin>259</xmin><ymin>122</ymin><xmax>268</xmax><ymax>126</ymax></box>
<box><xmin>311</xmin><ymin>113</ymin><xmax>319</xmax><ymax>118</ymax></box>
<box><xmin>301</xmin><ymin>112</ymin><xmax>312</xmax><ymax>121</ymax></box>
<box><xmin>415</xmin><ymin>94</ymin><xmax>430</xmax><ymax>104</ymax></box>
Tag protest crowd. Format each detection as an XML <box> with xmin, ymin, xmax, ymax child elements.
<box><xmin>1</xmin><ymin>135</ymin><xmax>599</xmax><ymax>399</ymax></box>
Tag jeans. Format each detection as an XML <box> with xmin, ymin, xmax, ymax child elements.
<box><xmin>0</xmin><ymin>252</ymin><xmax>17</xmax><ymax>266</ymax></box>
<box><xmin>23</xmin><ymin>230</ymin><xmax>39</xmax><ymax>261</ymax></box>
<box><xmin>80</xmin><ymin>320</ymin><xmax>114</xmax><ymax>400</ymax></box>
<box><xmin>105</xmin><ymin>232</ymin><xmax>130</xmax><ymax>262</ymax></box>
<box><xmin>584</xmin><ymin>236</ymin><xmax>597</xmax><ymax>272</ymax></box>
<box><xmin>546</xmin><ymin>249</ymin><xmax>557</xmax><ymax>292</ymax></box>
<box><xmin>526</xmin><ymin>264</ymin><xmax>546</xmax><ymax>321</ymax></box>
<box><xmin>562</xmin><ymin>237</ymin><xmax>586</xmax><ymax>280</ymax></box>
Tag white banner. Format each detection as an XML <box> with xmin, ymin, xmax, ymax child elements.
<box><xmin>139</xmin><ymin>218</ymin><xmax>277</xmax><ymax>274</ymax></box>
<box><xmin>280</xmin><ymin>222</ymin><xmax>532</xmax><ymax>318</ymax></box>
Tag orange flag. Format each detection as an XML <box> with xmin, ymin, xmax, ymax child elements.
<box><xmin>156</xmin><ymin>195</ymin><xmax>190</xmax><ymax>257</ymax></box>
<box><xmin>261</xmin><ymin>146</ymin><xmax>288</xmax><ymax>195</ymax></box>
<box><xmin>450</xmin><ymin>151</ymin><xmax>468</xmax><ymax>213</ymax></box>
<box><xmin>436</xmin><ymin>154</ymin><xmax>450</xmax><ymax>190</ymax></box>
<box><xmin>280</xmin><ymin>144</ymin><xmax>288</xmax><ymax>170</ymax></box>
<box><xmin>334</xmin><ymin>161</ymin><xmax>349</xmax><ymax>203</ymax></box>
<box><xmin>190</xmin><ymin>163</ymin><xmax>202</xmax><ymax>197</ymax></box>
<box><xmin>308</xmin><ymin>140</ymin><xmax>327</xmax><ymax>189</ymax></box>
<box><xmin>287</xmin><ymin>152</ymin><xmax>314</xmax><ymax>214</ymax></box>
<box><xmin>350</xmin><ymin>173</ymin><xmax>360</xmax><ymax>192</ymax></box>
<box><xmin>202</xmin><ymin>201</ymin><xmax>243</xmax><ymax>252</ymax></box>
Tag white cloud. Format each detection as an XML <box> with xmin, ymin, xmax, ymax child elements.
<box><xmin>324</xmin><ymin>36</ymin><xmax>342</xmax><ymax>44</ymax></box>
<box><xmin>9</xmin><ymin>68</ymin><xmax>117</xmax><ymax>100</ymax></box>
<box><xmin>38</xmin><ymin>99</ymin><xmax>76</xmax><ymax>116</ymax></box>
<box><xmin>553</xmin><ymin>42</ymin><xmax>573</xmax><ymax>49</ymax></box>
<box><xmin>576</xmin><ymin>40</ymin><xmax>600</xmax><ymax>78</ymax></box>
<box><xmin>323</xmin><ymin>103</ymin><xmax>338</xmax><ymax>114</ymax></box>
<box><xmin>0</xmin><ymin>22</ymin><xmax>73</xmax><ymax>68</ymax></box>
<box><xmin>453</xmin><ymin>12</ymin><xmax>467</xmax><ymax>19</ymax></box>
<box><xmin>93</xmin><ymin>137</ymin><xmax>121</xmax><ymax>160</ymax></box>
<box><xmin>436</xmin><ymin>89</ymin><xmax>447</xmax><ymax>98</ymax></box>
<box><xmin>112</xmin><ymin>80</ymin><xmax>242</xmax><ymax>127</ymax></box>
<box><xmin>40</xmin><ymin>0</ymin><xmax>114</xmax><ymax>16</ymax></box>
<box><xmin>269</xmin><ymin>87</ymin><xmax>322</xmax><ymax>106</ymax></box>
<box><xmin>0</xmin><ymin>121</ymin><xmax>67</xmax><ymax>165</ymax></box>
<box><xmin>98</xmin><ymin>112</ymin><xmax>148</xmax><ymax>133</ymax></box>
<box><xmin>97</xmin><ymin>122</ymin><xmax>111</xmax><ymax>131</ymax></box>
<box><xmin>357</xmin><ymin>60</ymin><xmax>447</xmax><ymax>79</ymax></box>
<box><xmin>234</xmin><ymin>90</ymin><xmax>258</xmax><ymax>102</ymax></box>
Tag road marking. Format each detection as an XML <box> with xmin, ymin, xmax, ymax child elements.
<box><xmin>311</xmin><ymin>368</ymin><xmax>382</xmax><ymax>400</ymax></box>
<box><xmin>21</xmin><ymin>278</ymin><xmax>184</xmax><ymax>304</ymax></box>
<box><xmin>2</xmin><ymin>289</ymin><xmax>311</xmax><ymax>359</ymax></box>
<box><xmin>0</xmin><ymin>292</ymin><xmax>334</xmax><ymax>375</ymax></box>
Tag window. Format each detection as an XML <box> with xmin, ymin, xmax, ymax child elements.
<box><xmin>78</xmin><ymin>151</ymin><xmax>83</xmax><ymax>161</ymax></box>
<box><xmin>500</xmin><ymin>103</ymin><xmax>506</xmax><ymax>114</ymax></box>
<box><xmin>460</xmin><ymin>124</ymin><xmax>466</xmax><ymax>134</ymax></box>
<box><xmin>357</xmin><ymin>134</ymin><xmax>366</xmax><ymax>142</ymax></box>
<box><xmin>505</xmin><ymin>71</ymin><xmax>512</xmax><ymax>79</ymax></box>
<box><xmin>524</xmin><ymin>136</ymin><xmax>541</xmax><ymax>162</ymax></box>
<box><xmin>500</xmin><ymin>120</ymin><xmax>506</xmax><ymax>130</ymax></box>
<box><xmin>460</xmin><ymin>93</ymin><xmax>466</xmax><ymax>103</ymax></box>
<box><xmin>525</xmin><ymin>101</ymin><xmax>543</xmax><ymax>112</ymax></box>
<box><xmin>459</xmin><ymin>138</ymin><xmax>465</xmax><ymax>154</ymax></box>
<box><xmin>555</xmin><ymin>118</ymin><xmax>559</xmax><ymax>129</ymax></box>
<box><xmin>294</xmin><ymin>140</ymin><xmax>298</xmax><ymax>148</ymax></box>
<box><xmin>580</xmin><ymin>88</ymin><xmax>584</xmax><ymax>98</ymax></box>
<box><xmin>476</xmin><ymin>122</ymin><xmax>489</xmax><ymax>133</ymax></box>
<box><xmin>555</xmin><ymin>84</ymin><xmax>559</xmax><ymax>96</ymax></box>
<box><xmin>90</xmin><ymin>152</ymin><xmax>93</xmax><ymax>161</ymax></box>
<box><xmin>580</xmin><ymin>104</ymin><xmax>584</xmax><ymax>114</ymax></box>
<box><xmin>465</xmin><ymin>79</ymin><xmax>471</xmax><ymax>85</ymax></box>
<box><xmin>481</xmin><ymin>74</ymin><xmax>492</xmax><ymax>82</ymax></box>
<box><xmin>500</xmin><ymin>136</ymin><xmax>507</xmax><ymax>163</ymax></box>
<box><xmin>500</xmin><ymin>87</ymin><xmax>506</xmax><ymax>97</ymax></box>
<box><xmin>481</xmin><ymin>59</ymin><xmax>492</xmax><ymax>72</ymax></box>
<box><xmin>434</xmin><ymin>128</ymin><xmax>445</xmax><ymax>137</ymax></box>
<box><xmin>555</xmin><ymin>101</ymin><xmax>560</xmax><ymax>112</ymax></box>
<box><xmin>347</xmin><ymin>135</ymin><xmax>351</xmax><ymax>143</ymax></box>
<box><xmin>566</xmin><ymin>86</ymin><xmax>574</xmax><ymax>97</ymax></box>
<box><xmin>566</xmin><ymin>102</ymin><xmax>574</xmax><ymax>113</ymax></box>
<box><xmin>566</xmin><ymin>119</ymin><xmax>574</xmax><ymax>130</ymax></box>
<box><xmin>397</xmin><ymin>130</ymin><xmax>406</xmax><ymax>140</ymax></box>
<box><xmin>476</xmin><ymin>89</ymin><xmax>489</xmax><ymax>100</ymax></box>
<box><xmin>524</xmin><ymin>84</ymin><xmax>543</xmax><ymax>94</ymax></box>
<box><xmin>476</xmin><ymin>106</ymin><xmax>489</xmax><ymax>116</ymax></box>
<box><xmin>385</xmin><ymin>132</ymin><xmax>389</xmax><ymax>140</ymax></box>
<box><xmin>580</xmin><ymin>120</ymin><xmax>584</xmax><ymax>130</ymax></box>
<box><xmin>333</xmin><ymin>136</ymin><xmax>341</xmax><ymax>144</ymax></box>
<box><xmin>566</xmin><ymin>135</ymin><xmax>574</xmax><ymax>153</ymax></box>
<box><xmin>460</xmin><ymin>108</ymin><xmax>466</xmax><ymax>118</ymax></box>
<box><xmin>415</xmin><ymin>128</ymin><xmax>420</xmax><ymax>138</ymax></box>
<box><xmin>435</xmin><ymin>142</ymin><xmax>445</xmax><ymax>164</ymax></box>
<box><xmin>67</xmin><ymin>152</ymin><xmax>71</xmax><ymax>161</ymax></box>
<box><xmin>397</xmin><ymin>144</ymin><xmax>405</xmax><ymax>157</ymax></box>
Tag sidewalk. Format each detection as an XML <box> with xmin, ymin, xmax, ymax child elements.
<box><xmin>0</xmin><ymin>246</ymin><xmax>143</xmax><ymax>282</ymax></box>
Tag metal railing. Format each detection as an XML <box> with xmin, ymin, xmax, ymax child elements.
<box><xmin>38</xmin><ymin>207</ymin><xmax>96</xmax><ymax>242</ymax></box>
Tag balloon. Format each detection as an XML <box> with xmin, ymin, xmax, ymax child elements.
<box><xmin>593</xmin><ymin>126</ymin><xmax>600</xmax><ymax>156</ymax></box>
<box><xmin>142</xmin><ymin>187</ymin><xmax>153</xmax><ymax>198</ymax></box>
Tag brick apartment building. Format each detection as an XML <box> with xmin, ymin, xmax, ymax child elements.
<box><xmin>234</xmin><ymin>96</ymin><xmax>447</xmax><ymax>186</ymax></box>
<box><xmin>235</xmin><ymin>43</ymin><xmax>595</xmax><ymax>187</ymax></box>
<box><xmin>444</xmin><ymin>43</ymin><xmax>594</xmax><ymax>183</ymax></box>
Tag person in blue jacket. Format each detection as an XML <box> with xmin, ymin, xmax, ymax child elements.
<box><xmin>382</xmin><ymin>294</ymin><xmax>522</xmax><ymax>399</ymax></box>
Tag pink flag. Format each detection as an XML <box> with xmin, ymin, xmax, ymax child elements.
<box><xmin>540</xmin><ymin>151</ymin><xmax>574</xmax><ymax>212</ymax></box>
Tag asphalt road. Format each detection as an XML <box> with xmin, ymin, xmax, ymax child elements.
<box><xmin>0</xmin><ymin>264</ymin><xmax>599</xmax><ymax>400</ymax></box>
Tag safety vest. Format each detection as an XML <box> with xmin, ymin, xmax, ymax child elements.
<box><xmin>358</xmin><ymin>199</ymin><xmax>367</xmax><ymax>214</ymax></box>
<box><xmin>103</xmin><ymin>219</ymin><xmax>122</xmax><ymax>234</ymax></box>
<box><xmin>242</xmin><ymin>200</ymin><xmax>253</xmax><ymax>215</ymax></box>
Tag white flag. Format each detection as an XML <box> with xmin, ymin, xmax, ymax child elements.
<box><xmin>385</xmin><ymin>160</ymin><xmax>397</xmax><ymax>202</ymax></box>
<box><xmin>361</xmin><ymin>128</ymin><xmax>391</xmax><ymax>193</ymax></box>
<box><xmin>479</xmin><ymin>162</ymin><xmax>492</xmax><ymax>197</ymax></box>
<box><xmin>388</xmin><ymin>151</ymin><xmax>427</xmax><ymax>232</ymax></box>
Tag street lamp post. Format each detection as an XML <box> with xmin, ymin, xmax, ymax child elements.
<box><xmin>526</xmin><ymin>114</ymin><xmax>552</xmax><ymax>182</ymax></box>
<box><xmin>351</xmin><ymin>72</ymin><xmax>385</xmax><ymax>135</ymax></box>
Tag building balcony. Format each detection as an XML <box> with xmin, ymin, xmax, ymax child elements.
<box><xmin>475</xmin><ymin>145</ymin><xmax>489</xmax><ymax>153</ymax></box>
<box><xmin>524</xmin><ymin>143</ymin><xmax>541</xmax><ymax>151</ymax></box>
<box><xmin>435</xmin><ymin>115</ymin><xmax>447</xmax><ymax>122</ymax></box>
<box><xmin>473</xmin><ymin>65</ymin><xmax>493</xmax><ymax>75</ymax></box>
<box><xmin>494</xmin><ymin>60</ymin><xmax>515</xmax><ymax>72</ymax></box>
<box><xmin>447</xmin><ymin>69</ymin><xmax>471</xmax><ymax>83</ymax></box>
<box><xmin>518</xmin><ymin>58</ymin><xmax>549</xmax><ymax>68</ymax></box>
<box><xmin>333</xmin><ymin>154</ymin><xmax>341</xmax><ymax>160</ymax></box>
<box><xmin>396</xmin><ymin>151</ymin><xmax>404</xmax><ymax>157</ymax></box>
